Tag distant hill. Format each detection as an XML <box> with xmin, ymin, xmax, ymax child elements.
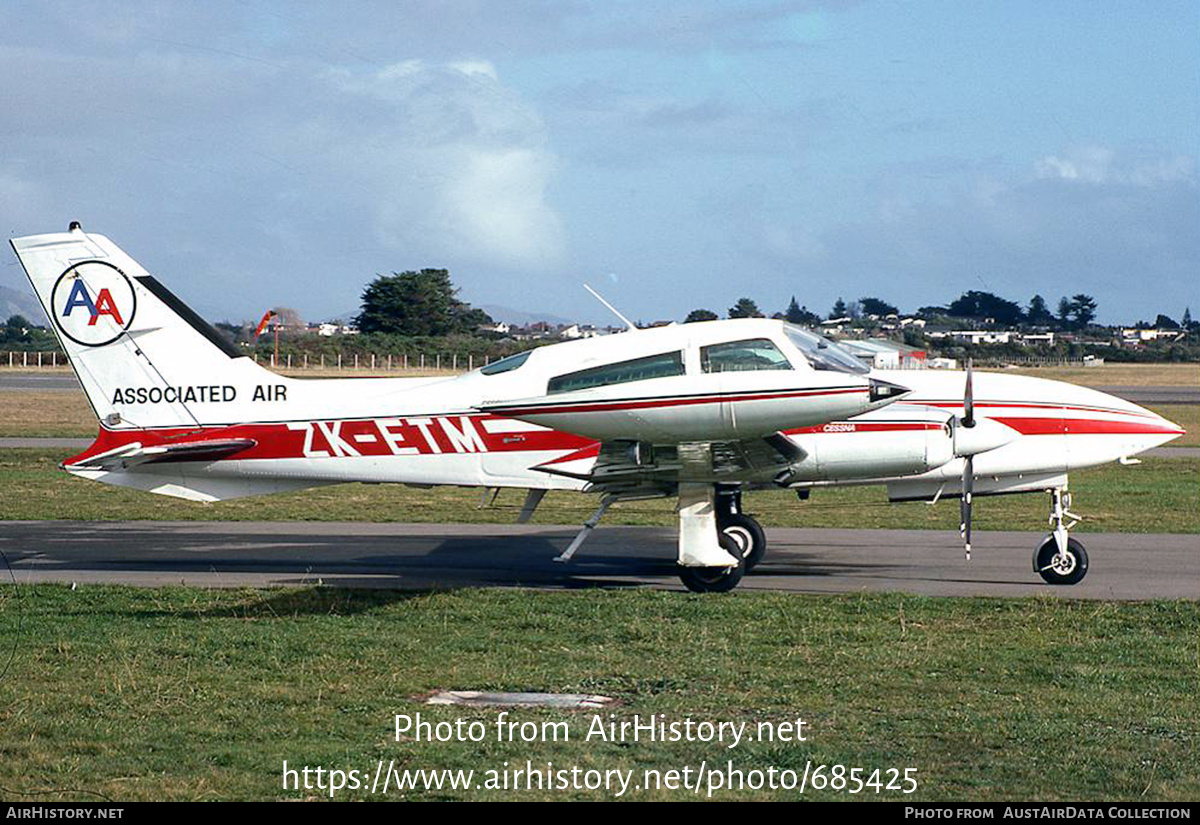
<box><xmin>0</xmin><ymin>285</ymin><xmax>47</xmax><ymax>325</ymax></box>
<box><xmin>479</xmin><ymin>304</ymin><xmax>572</xmax><ymax>327</ymax></box>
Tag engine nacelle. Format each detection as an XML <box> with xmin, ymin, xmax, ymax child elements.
<box><xmin>779</xmin><ymin>417</ymin><xmax>956</xmax><ymax>483</ymax></box>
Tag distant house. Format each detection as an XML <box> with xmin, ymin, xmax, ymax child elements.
<box><xmin>839</xmin><ymin>339</ymin><xmax>928</xmax><ymax>370</ymax></box>
<box><xmin>951</xmin><ymin>330</ymin><xmax>1011</xmax><ymax>345</ymax></box>
<box><xmin>1020</xmin><ymin>332</ymin><xmax>1056</xmax><ymax>346</ymax></box>
<box><xmin>311</xmin><ymin>322</ymin><xmax>359</xmax><ymax>336</ymax></box>
<box><xmin>1120</xmin><ymin>328</ymin><xmax>1185</xmax><ymax>344</ymax></box>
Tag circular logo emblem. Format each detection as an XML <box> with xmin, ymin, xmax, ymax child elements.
<box><xmin>50</xmin><ymin>261</ymin><xmax>137</xmax><ymax>347</ymax></box>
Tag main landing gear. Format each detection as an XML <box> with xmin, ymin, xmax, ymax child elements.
<box><xmin>715</xmin><ymin>486</ymin><xmax>767</xmax><ymax>571</ymax></box>
<box><xmin>676</xmin><ymin>484</ymin><xmax>767</xmax><ymax>593</ymax></box>
<box><xmin>1034</xmin><ymin>486</ymin><xmax>1089</xmax><ymax>585</ymax></box>
<box><xmin>552</xmin><ymin>484</ymin><xmax>767</xmax><ymax>593</ymax></box>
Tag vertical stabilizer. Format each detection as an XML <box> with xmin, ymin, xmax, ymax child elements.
<box><xmin>10</xmin><ymin>225</ymin><xmax>277</xmax><ymax>429</ymax></box>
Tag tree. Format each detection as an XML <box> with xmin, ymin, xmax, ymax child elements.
<box><xmin>1066</xmin><ymin>294</ymin><xmax>1098</xmax><ymax>329</ymax></box>
<box><xmin>829</xmin><ymin>297</ymin><xmax>848</xmax><ymax>319</ymax></box>
<box><xmin>1154</xmin><ymin>314</ymin><xmax>1179</xmax><ymax>330</ymax></box>
<box><xmin>728</xmin><ymin>298</ymin><xmax>762</xmax><ymax>319</ymax></box>
<box><xmin>947</xmin><ymin>291</ymin><xmax>1024</xmax><ymax>326</ymax></box>
<box><xmin>271</xmin><ymin>306</ymin><xmax>304</xmax><ymax>329</ymax></box>
<box><xmin>858</xmin><ymin>297</ymin><xmax>898</xmax><ymax>317</ymax></box>
<box><xmin>784</xmin><ymin>297</ymin><xmax>821</xmax><ymax>325</ymax></box>
<box><xmin>1027</xmin><ymin>294</ymin><xmax>1055</xmax><ymax>326</ymax></box>
<box><xmin>2</xmin><ymin>314</ymin><xmax>31</xmax><ymax>344</ymax></box>
<box><xmin>1056</xmin><ymin>296</ymin><xmax>1072</xmax><ymax>328</ymax></box>
<box><xmin>685</xmin><ymin>308</ymin><xmax>719</xmax><ymax>323</ymax></box>
<box><xmin>355</xmin><ymin>269</ymin><xmax>491</xmax><ymax>336</ymax></box>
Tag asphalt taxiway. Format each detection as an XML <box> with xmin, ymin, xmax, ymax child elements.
<box><xmin>1</xmin><ymin>521</ymin><xmax>1195</xmax><ymax>599</ymax></box>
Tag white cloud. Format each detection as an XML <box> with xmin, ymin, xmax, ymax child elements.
<box><xmin>330</xmin><ymin>59</ymin><xmax>566</xmax><ymax>271</ymax></box>
<box><xmin>1036</xmin><ymin>146</ymin><xmax>1115</xmax><ymax>183</ymax></box>
<box><xmin>1036</xmin><ymin>145</ymin><xmax>1195</xmax><ymax>187</ymax></box>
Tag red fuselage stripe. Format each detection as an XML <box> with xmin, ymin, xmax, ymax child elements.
<box><xmin>65</xmin><ymin>409</ymin><xmax>1181</xmax><ymax>467</ymax></box>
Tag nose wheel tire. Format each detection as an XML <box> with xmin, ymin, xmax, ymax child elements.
<box><xmin>679</xmin><ymin>534</ymin><xmax>745</xmax><ymax>593</ymax></box>
<box><xmin>1035</xmin><ymin>536</ymin><xmax>1089</xmax><ymax>585</ymax></box>
<box><xmin>718</xmin><ymin>513</ymin><xmax>766</xmax><ymax>571</ymax></box>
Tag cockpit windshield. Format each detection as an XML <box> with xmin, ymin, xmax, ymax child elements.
<box><xmin>782</xmin><ymin>325</ymin><xmax>870</xmax><ymax>374</ymax></box>
<box><xmin>479</xmin><ymin>350</ymin><xmax>531</xmax><ymax>376</ymax></box>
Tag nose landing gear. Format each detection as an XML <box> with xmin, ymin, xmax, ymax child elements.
<box><xmin>1034</xmin><ymin>486</ymin><xmax>1089</xmax><ymax>585</ymax></box>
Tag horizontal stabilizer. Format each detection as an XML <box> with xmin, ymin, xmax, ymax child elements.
<box><xmin>67</xmin><ymin>438</ymin><xmax>256</xmax><ymax>470</ymax></box>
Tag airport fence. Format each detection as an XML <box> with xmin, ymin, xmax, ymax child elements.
<box><xmin>1</xmin><ymin>350</ymin><xmax>502</xmax><ymax>373</ymax></box>
<box><xmin>1</xmin><ymin>351</ymin><xmax>1108</xmax><ymax>373</ymax></box>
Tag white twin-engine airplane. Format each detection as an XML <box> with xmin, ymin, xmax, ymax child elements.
<box><xmin>11</xmin><ymin>225</ymin><xmax>1185</xmax><ymax>592</ymax></box>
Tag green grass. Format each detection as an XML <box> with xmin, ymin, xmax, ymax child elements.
<box><xmin>1</xmin><ymin>449</ymin><xmax>1196</xmax><ymax>534</ymax></box>
<box><xmin>0</xmin><ymin>585</ymin><xmax>1194</xmax><ymax>801</ymax></box>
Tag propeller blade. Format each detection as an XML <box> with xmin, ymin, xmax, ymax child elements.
<box><xmin>960</xmin><ymin>456</ymin><xmax>974</xmax><ymax>561</ymax></box>
<box><xmin>962</xmin><ymin>358</ymin><xmax>975</xmax><ymax>428</ymax></box>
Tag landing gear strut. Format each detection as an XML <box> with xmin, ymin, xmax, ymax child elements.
<box><xmin>1034</xmin><ymin>486</ymin><xmax>1089</xmax><ymax>585</ymax></box>
<box><xmin>715</xmin><ymin>486</ymin><xmax>767</xmax><ymax>570</ymax></box>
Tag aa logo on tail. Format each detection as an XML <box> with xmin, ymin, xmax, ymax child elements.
<box><xmin>51</xmin><ymin>261</ymin><xmax>137</xmax><ymax>347</ymax></box>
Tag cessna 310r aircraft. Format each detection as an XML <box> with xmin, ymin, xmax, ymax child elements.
<box><xmin>10</xmin><ymin>225</ymin><xmax>1185</xmax><ymax>591</ymax></box>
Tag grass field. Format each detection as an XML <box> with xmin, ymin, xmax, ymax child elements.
<box><xmin>999</xmin><ymin>362</ymin><xmax>1198</xmax><ymax>387</ymax></box>
<box><xmin>0</xmin><ymin>448</ymin><xmax>1196</xmax><ymax>534</ymax></box>
<box><xmin>0</xmin><ymin>585</ymin><xmax>1194</xmax><ymax>801</ymax></box>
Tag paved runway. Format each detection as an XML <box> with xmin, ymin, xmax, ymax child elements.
<box><xmin>1</xmin><ymin>521</ymin><xmax>1195</xmax><ymax>599</ymax></box>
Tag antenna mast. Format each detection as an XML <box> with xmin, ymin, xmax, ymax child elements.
<box><xmin>583</xmin><ymin>284</ymin><xmax>637</xmax><ymax>332</ymax></box>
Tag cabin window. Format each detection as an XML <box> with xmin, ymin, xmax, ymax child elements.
<box><xmin>548</xmin><ymin>351</ymin><xmax>685</xmax><ymax>394</ymax></box>
<box><xmin>701</xmin><ymin>338</ymin><xmax>792</xmax><ymax>373</ymax></box>
<box><xmin>480</xmin><ymin>350</ymin><xmax>531</xmax><ymax>376</ymax></box>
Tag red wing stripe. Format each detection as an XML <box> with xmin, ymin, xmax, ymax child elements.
<box><xmin>992</xmin><ymin>417</ymin><xmax>1186</xmax><ymax>436</ymax></box>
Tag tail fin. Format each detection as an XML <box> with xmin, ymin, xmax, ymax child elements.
<box><xmin>10</xmin><ymin>224</ymin><xmax>277</xmax><ymax>429</ymax></box>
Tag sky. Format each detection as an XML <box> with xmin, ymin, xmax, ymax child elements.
<box><xmin>2</xmin><ymin>1</ymin><xmax>1197</xmax><ymax>326</ymax></box>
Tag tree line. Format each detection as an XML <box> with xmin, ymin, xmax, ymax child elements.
<box><xmin>686</xmin><ymin>291</ymin><xmax>1196</xmax><ymax>333</ymax></box>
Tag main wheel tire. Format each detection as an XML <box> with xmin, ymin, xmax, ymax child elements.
<box><xmin>1035</xmin><ymin>536</ymin><xmax>1089</xmax><ymax>585</ymax></box>
<box><xmin>678</xmin><ymin>534</ymin><xmax>745</xmax><ymax>593</ymax></box>
<box><xmin>719</xmin><ymin>513</ymin><xmax>766</xmax><ymax>571</ymax></box>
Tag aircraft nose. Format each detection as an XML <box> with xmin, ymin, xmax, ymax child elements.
<box><xmin>869</xmin><ymin>378</ymin><xmax>910</xmax><ymax>404</ymax></box>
